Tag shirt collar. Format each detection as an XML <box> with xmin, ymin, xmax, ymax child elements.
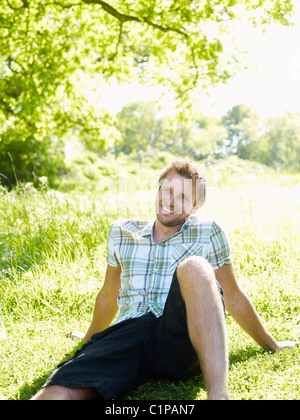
<box><xmin>183</xmin><ymin>216</ymin><xmax>198</xmax><ymax>228</ymax></box>
<box><xmin>140</xmin><ymin>216</ymin><xmax>196</xmax><ymax>238</ymax></box>
<box><xmin>140</xmin><ymin>219</ymin><xmax>156</xmax><ymax>237</ymax></box>
<box><xmin>180</xmin><ymin>216</ymin><xmax>197</xmax><ymax>232</ymax></box>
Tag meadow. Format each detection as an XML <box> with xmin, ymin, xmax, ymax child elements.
<box><xmin>0</xmin><ymin>156</ymin><xmax>299</xmax><ymax>400</ymax></box>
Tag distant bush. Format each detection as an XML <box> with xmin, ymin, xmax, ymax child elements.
<box><xmin>0</xmin><ymin>136</ymin><xmax>66</xmax><ymax>189</ymax></box>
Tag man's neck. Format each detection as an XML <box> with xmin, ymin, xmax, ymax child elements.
<box><xmin>152</xmin><ymin>218</ymin><xmax>186</xmax><ymax>243</ymax></box>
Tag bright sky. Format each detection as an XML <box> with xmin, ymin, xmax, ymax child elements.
<box><xmin>204</xmin><ymin>5</ymin><xmax>300</xmax><ymax>118</ymax></box>
<box><xmin>98</xmin><ymin>5</ymin><xmax>300</xmax><ymax>119</ymax></box>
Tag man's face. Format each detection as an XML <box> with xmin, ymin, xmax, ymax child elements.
<box><xmin>155</xmin><ymin>170</ymin><xmax>199</xmax><ymax>227</ymax></box>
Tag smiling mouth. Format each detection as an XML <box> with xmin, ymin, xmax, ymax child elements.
<box><xmin>160</xmin><ymin>204</ymin><xmax>175</xmax><ymax>214</ymax></box>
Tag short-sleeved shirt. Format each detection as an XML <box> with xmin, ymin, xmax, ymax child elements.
<box><xmin>106</xmin><ymin>217</ymin><xmax>232</xmax><ymax>325</ymax></box>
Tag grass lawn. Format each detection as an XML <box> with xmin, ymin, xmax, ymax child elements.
<box><xmin>0</xmin><ymin>157</ymin><xmax>299</xmax><ymax>400</ymax></box>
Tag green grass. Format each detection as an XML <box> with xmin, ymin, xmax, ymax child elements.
<box><xmin>0</xmin><ymin>157</ymin><xmax>299</xmax><ymax>400</ymax></box>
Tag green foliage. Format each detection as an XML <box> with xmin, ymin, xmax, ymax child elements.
<box><xmin>0</xmin><ymin>136</ymin><xmax>65</xmax><ymax>188</ymax></box>
<box><xmin>0</xmin><ymin>0</ymin><xmax>298</xmax><ymax>186</ymax></box>
<box><xmin>61</xmin><ymin>150</ymin><xmax>123</xmax><ymax>191</ymax></box>
<box><xmin>0</xmin><ymin>158</ymin><xmax>299</xmax><ymax>400</ymax></box>
<box><xmin>0</xmin><ymin>189</ymin><xmax>113</xmax><ymax>320</ymax></box>
<box><xmin>115</xmin><ymin>100</ymin><xmax>227</xmax><ymax>160</ymax></box>
<box><xmin>221</xmin><ymin>104</ymin><xmax>260</xmax><ymax>157</ymax></box>
<box><xmin>113</xmin><ymin>101</ymin><xmax>300</xmax><ymax>172</ymax></box>
<box><xmin>258</xmin><ymin>112</ymin><xmax>300</xmax><ymax>171</ymax></box>
<box><xmin>116</xmin><ymin>102</ymin><xmax>165</xmax><ymax>155</ymax></box>
<box><xmin>221</xmin><ymin>106</ymin><xmax>300</xmax><ymax>171</ymax></box>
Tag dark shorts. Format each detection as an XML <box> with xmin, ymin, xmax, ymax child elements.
<box><xmin>43</xmin><ymin>271</ymin><xmax>225</xmax><ymax>399</ymax></box>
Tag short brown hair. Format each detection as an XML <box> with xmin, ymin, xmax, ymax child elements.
<box><xmin>159</xmin><ymin>158</ymin><xmax>207</xmax><ymax>207</ymax></box>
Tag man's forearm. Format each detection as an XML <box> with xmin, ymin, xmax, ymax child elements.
<box><xmin>84</xmin><ymin>291</ymin><xmax>119</xmax><ymax>342</ymax></box>
<box><xmin>228</xmin><ymin>291</ymin><xmax>279</xmax><ymax>351</ymax></box>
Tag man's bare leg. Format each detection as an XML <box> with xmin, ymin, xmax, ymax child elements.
<box><xmin>31</xmin><ymin>385</ymin><xmax>101</xmax><ymax>400</ymax></box>
<box><xmin>177</xmin><ymin>256</ymin><xmax>229</xmax><ymax>400</ymax></box>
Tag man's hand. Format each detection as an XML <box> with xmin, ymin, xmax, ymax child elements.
<box><xmin>65</xmin><ymin>331</ymin><xmax>86</xmax><ymax>341</ymax></box>
<box><xmin>275</xmin><ymin>341</ymin><xmax>299</xmax><ymax>351</ymax></box>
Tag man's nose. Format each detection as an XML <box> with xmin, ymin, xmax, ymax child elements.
<box><xmin>169</xmin><ymin>194</ymin><xmax>175</xmax><ymax>207</ymax></box>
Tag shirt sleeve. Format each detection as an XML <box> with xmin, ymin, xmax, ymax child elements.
<box><xmin>207</xmin><ymin>221</ymin><xmax>232</xmax><ymax>270</ymax></box>
<box><xmin>106</xmin><ymin>223</ymin><xmax>121</xmax><ymax>267</ymax></box>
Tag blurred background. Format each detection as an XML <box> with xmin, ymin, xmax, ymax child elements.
<box><xmin>1</xmin><ymin>0</ymin><xmax>300</xmax><ymax>191</ymax></box>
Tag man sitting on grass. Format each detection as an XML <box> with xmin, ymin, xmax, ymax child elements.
<box><xmin>32</xmin><ymin>158</ymin><xmax>298</xmax><ymax>400</ymax></box>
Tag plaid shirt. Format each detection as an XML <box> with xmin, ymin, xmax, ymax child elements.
<box><xmin>106</xmin><ymin>217</ymin><xmax>232</xmax><ymax>324</ymax></box>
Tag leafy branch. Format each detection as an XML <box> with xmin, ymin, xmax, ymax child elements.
<box><xmin>6</xmin><ymin>0</ymin><xmax>29</xmax><ymax>10</ymax></box>
<box><xmin>53</xmin><ymin>0</ymin><xmax>188</xmax><ymax>37</ymax></box>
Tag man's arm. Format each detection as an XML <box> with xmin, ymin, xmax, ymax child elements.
<box><xmin>67</xmin><ymin>264</ymin><xmax>121</xmax><ymax>342</ymax></box>
<box><xmin>215</xmin><ymin>263</ymin><xmax>298</xmax><ymax>351</ymax></box>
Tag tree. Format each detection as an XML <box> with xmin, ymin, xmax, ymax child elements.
<box><xmin>221</xmin><ymin>104</ymin><xmax>260</xmax><ymax>157</ymax></box>
<box><xmin>220</xmin><ymin>106</ymin><xmax>300</xmax><ymax>171</ymax></box>
<box><xmin>116</xmin><ymin>102</ymin><xmax>162</xmax><ymax>155</ymax></box>
<box><xmin>0</xmin><ymin>0</ymin><xmax>297</xmax><ymax>184</ymax></box>
<box><xmin>259</xmin><ymin>112</ymin><xmax>300</xmax><ymax>171</ymax></box>
<box><xmin>179</xmin><ymin>115</ymin><xmax>227</xmax><ymax>159</ymax></box>
<box><xmin>116</xmin><ymin>101</ymin><xmax>229</xmax><ymax>160</ymax></box>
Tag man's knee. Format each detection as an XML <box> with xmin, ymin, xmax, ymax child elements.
<box><xmin>31</xmin><ymin>385</ymin><xmax>100</xmax><ymax>400</ymax></box>
<box><xmin>177</xmin><ymin>256</ymin><xmax>214</xmax><ymax>283</ymax></box>
<box><xmin>176</xmin><ymin>256</ymin><xmax>225</xmax><ymax>312</ymax></box>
